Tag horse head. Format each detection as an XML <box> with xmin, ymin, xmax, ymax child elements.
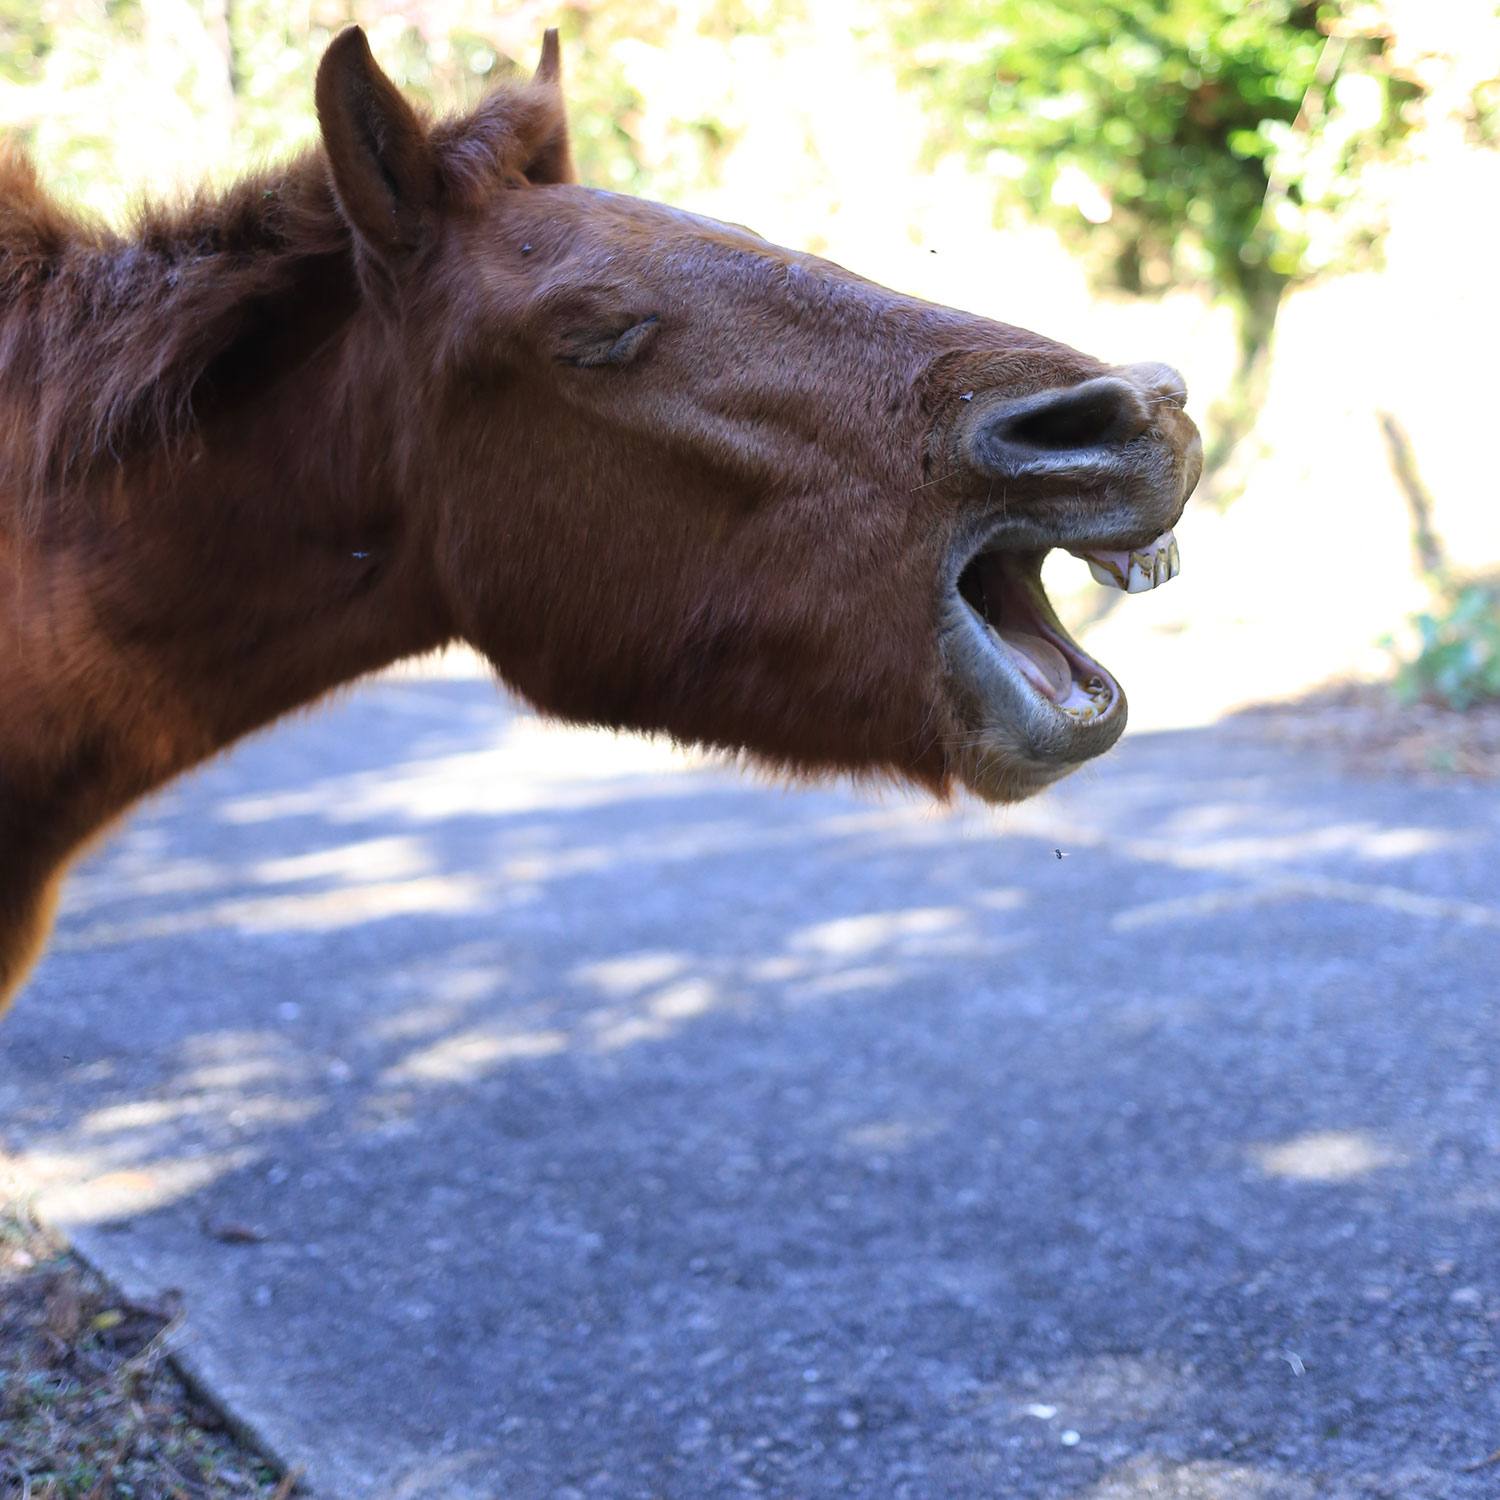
<box><xmin>319</xmin><ymin>27</ymin><xmax>1202</xmax><ymax>805</ymax></box>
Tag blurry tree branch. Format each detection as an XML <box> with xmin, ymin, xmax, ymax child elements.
<box><xmin>1377</xmin><ymin>409</ymin><xmax>1445</xmax><ymax>581</ymax></box>
<box><xmin>887</xmin><ymin>0</ymin><xmax>1426</xmax><ymax>501</ymax></box>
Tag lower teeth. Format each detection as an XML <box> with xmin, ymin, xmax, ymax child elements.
<box><xmin>1063</xmin><ymin>676</ymin><xmax>1112</xmax><ymax>719</ymax></box>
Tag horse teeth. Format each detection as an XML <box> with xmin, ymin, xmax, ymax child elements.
<box><xmin>1074</xmin><ymin>529</ymin><xmax>1180</xmax><ymax>593</ymax></box>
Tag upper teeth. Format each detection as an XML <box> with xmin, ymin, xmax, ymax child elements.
<box><xmin>1073</xmin><ymin>529</ymin><xmax>1180</xmax><ymax>593</ymax></box>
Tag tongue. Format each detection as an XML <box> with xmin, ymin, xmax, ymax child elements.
<box><xmin>995</xmin><ymin>627</ymin><xmax>1072</xmax><ymax>700</ymax></box>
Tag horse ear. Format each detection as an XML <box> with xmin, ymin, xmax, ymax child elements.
<box><xmin>518</xmin><ymin>28</ymin><xmax>576</xmax><ymax>186</ymax></box>
<box><xmin>535</xmin><ymin>28</ymin><xmax>562</xmax><ymax>85</ymax></box>
<box><xmin>315</xmin><ymin>27</ymin><xmax>438</xmax><ymax>270</ymax></box>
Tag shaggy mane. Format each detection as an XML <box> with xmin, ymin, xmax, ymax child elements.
<box><xmin>0</xmin><ymin>69</ymin><xmax>567</xmax><ymax>514</ymax></box>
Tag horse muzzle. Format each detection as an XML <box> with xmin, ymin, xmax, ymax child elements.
<box><xmin>936</xmin><ymin>362</ymin><xmax>1200</xmax><ymax>802</ymax></box>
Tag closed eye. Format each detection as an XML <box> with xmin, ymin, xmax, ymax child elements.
<box><xmin>557</xmin><ymin>316</ymin><xmax>660</xmax><ymax>369</ymax></box>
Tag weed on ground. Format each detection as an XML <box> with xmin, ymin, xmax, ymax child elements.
<box><xmin>1</xmin><ymin>1178</ymin><xmax>293</xmax><ymax>1500</ymax></box>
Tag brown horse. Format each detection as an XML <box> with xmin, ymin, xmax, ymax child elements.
<box><xmin>0</xmin><ymin>28</ymin><xmax>1201</xmax><ymax>1014</ymax></box>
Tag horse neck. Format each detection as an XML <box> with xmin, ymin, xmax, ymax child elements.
<box><xmin>0</xmin><ymin>318</ymin><xmax>454</xmax><ymax>979</ymax></box>
<box><xmin>157</xmin><ymin>325</ymin><xmax>455</xmax><ymax>738</ymax></box>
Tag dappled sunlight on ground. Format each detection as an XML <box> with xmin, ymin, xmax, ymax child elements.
<box><xmin>1077</xmin><ymin>1456</ymin><xmax>1318</xmax><ymax>1499</ymax></box>
<box><xmin>212</xmin><ymin>696</ymin><xmax>707</xmax><ymax>827</ymax></box>
<box><xmin>1253</xmin><ymin>1130</ymin><xmax>1401</xmax><ymax>1184</ymax></box>
<box><xmin>1111</xmin><ymin>874</ymin><xmax>1500</xmax><ymax>937</ymax></box>
<box><xmin>23</xmin><ymin>1150</ymin><xmax>264</xmax><ymax>1224</ymax></box>
<box><xmin>11</xmin><ymin>685</ymin><xmax>1499</xmax><ymax>1218</ymax></box>
<box><xmin>53</xmin><ymin>876</ymin><xmax>486</xmax><ymax>952</ymax></box>
<box><xmin>6</xmin><ymin>684</ymin><xmax>1500</xmax><ymax>1496</ymax></box>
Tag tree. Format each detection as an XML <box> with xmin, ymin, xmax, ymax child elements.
<box><xmin>889</xmin><ymin>0</ymin><xmax>1420</xmax><ymax>485</ymax></box>
<box><xmin>0</xmin><ymin>0</ymin><xmax>770</xmax><ymax>217</ymax></box>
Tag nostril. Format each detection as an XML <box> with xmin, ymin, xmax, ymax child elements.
<box><xmin>1008</xmin><ymin>380</ymin><xmax>1141</xmax><ymax>450</ymax></box>
<box><xmin>971</xmin><ymin>375</ymin><xmax>1149</xmax><ymax>475</ymax></box>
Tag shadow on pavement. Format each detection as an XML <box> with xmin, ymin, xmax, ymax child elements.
<box><xmin>4</xmin><ymin>678</ymin><xmax>1499</xmax><ymax>1499</ymax></box>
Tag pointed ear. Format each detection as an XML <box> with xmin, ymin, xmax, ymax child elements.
<box><xmin>535</xmin><ymin>27</ymin><xmax>562</xmax><ymax>85</ymax></box>
<box><xmin>315</xmin><ymin>27</ymin><xmax>439</xmax><ymax>267</ymax></box>
<box><xmin>518</xmin><ymin>29</ymin><xmax>576</xmax><ymax>186</ymax></box>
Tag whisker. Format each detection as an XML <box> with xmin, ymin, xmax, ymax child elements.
<box><xmin>907</xmin><ymin>466</ymin><xmax>962</xmax><ymax>493</ymax></box>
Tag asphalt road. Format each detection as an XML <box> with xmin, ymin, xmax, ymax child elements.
<box><xmin>4</xmin><ymin>676</ymin><xmax>1499</xmax><ymax>1500</ymax></box>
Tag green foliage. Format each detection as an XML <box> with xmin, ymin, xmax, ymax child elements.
<box><xmin>1466</xmin><ymin>71</ymin><xmax>1500</xmax><ymax>149</ymax></box>
<box><xmin>0</xmin><ymin>1</ymin><xmax>787</xmax><ymax>218</ymax></box>
<box><xmin>889</xmin><ymin>1</ymin><xmax>1417</xmax><ymax>348</ymax></box>
<box><xmin>551</xmin><ymin>1</ymin><xmax>672</xmax><ymax>196</ymax></box>
<box><xmin>221</xmin><ymin>2</ymin><xmax>675</xmax><ymax>195</ymax></box>
<box><xmin>1392</xmin><ymin>581</ymin><xmax>1500</xmax><ymax>712</ymax></box>
<box><xmin>0</xmin><ymin>0</ymin><xmax>49</xmax><ymax>86</ymax></box>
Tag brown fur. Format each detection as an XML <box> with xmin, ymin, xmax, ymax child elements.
<box><xmin>0</xmin><ymin>29</ymin><xmax>1200</xmax><ymax>1013</ymax></box>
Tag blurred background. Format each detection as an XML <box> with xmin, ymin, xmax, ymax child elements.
<box><xmin>0</xmin><ymin>0</ymin><xmax>1497</xmax><ymax>731</ymax></box>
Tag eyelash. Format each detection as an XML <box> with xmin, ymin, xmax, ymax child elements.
<box><xmin>558</xmin><ymin>316</ymin><xmax>660</xmax><ymax>369</ymax></box>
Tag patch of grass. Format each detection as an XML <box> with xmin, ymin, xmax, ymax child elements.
<box><xmin>0</xmin><ymin>1187</ymin><xmax>293</xmax><ymax>1499</ymax></box>
<box><xmin>1390</xmin><ymin>579</ymin><xmax>1500</xmax><ymax>712</ymax></box>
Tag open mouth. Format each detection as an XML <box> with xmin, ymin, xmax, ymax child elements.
<box><xmin>942</xmin><ymin>526</ymin><xmax>1180</xmax><ymax>800</ymax></box>
<box><xmin>957</xmin><ymin>547</ymin><xmax>1119</xmax><ymax>720</ymax></box>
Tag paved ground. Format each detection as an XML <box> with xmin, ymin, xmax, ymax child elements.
<box><xmin>3</xmin><ymin>677</ymin><xmax>1499</xmax><ymax>1500</ymax></box>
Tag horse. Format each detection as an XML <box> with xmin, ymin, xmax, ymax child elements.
<box><xmin>0</xmin><ymin>27</ymin><xmax>1201</xmax><ymax>1014</ymax></box>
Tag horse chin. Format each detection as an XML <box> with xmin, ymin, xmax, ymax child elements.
<box><xmin>939</xmin><ymin>543</ymin><xmax>1127</xmax><ymax>804</ymax></box>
